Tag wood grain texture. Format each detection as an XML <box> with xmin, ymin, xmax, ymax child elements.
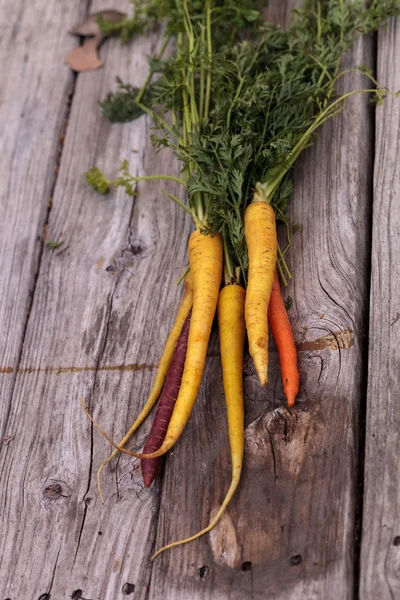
<box><xmin>0</xmin><ymin>1</ymin><xmax>192</xmax><ymax>598</ymax></box>
<box><xmin>262</xmin><ymin>0</ymin><xmax>303</xmax><ymax>29</ymax></box>
<box><xmin>360</xmin><ymin>16</ymin><xmax>400</xmax><ymax>600</ymax></box>
<box><xmin>149</xmin><ymin>5</ymin><xmax>375</xmax><ymax>600</ymax></box>
<box><xmin>0</xmin><ymin>0</ymin><xmax>87</xmax><ymax>442</ymax></box>
<box><xmin>2</xmin><ymin>0</ymin><xmax>399</xmax><ymax>598</ymax></box>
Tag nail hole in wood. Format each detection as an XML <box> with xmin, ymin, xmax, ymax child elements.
<box><xmin>241</xmin><ymin>561</ymin><xmax>252</xmax><ymax>572</ymax></box>
<box><xmin>71</xmin><ymin>590</ymin><xmax>82</xmax><ymax>599</ymax></box>
<box><xmin>130</xmin><ymin>244</ymin><xmax>144</xmax><ymax>256</ymax></box>
<box><xmin>98</xmin><ymin>531</ymin><xmax>103</xmax><ymax>535</ymax></box>
<box><xmin>197</xmin><ymin>565</ymin><xmax>209</xmax><ymax>578</ymax></box>
<box><xmin>122</xmin><ymin>583</ymin><xmax>135</xmax><ymax>595</ymax></box>
<box><xmin>393</xmin><ymin>536</ymin><xmax>400</xmax><ymax>546</ymax></box>
<box><xmin>290</xmin><ymin>554</ymin><xmax>302</xmax><ymax>566</ymax></box>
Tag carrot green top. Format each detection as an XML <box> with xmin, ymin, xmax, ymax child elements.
<box><xmin>87</xmin><ymin>0</ymin><xmax>400</xmax><ymax>286</ymax></box>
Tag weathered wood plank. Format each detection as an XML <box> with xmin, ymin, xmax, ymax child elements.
<box><xmin>0</xmin><ymin>0</ymin><xmax>87</xmax><ymax>442</ymax></box>
<box><xmin>149</xmin><ymin>4</ymin><xmax>375</xmax><ymax>599</ymax></box>
<box><xmin>0</xmin><ymin>2</ymin><xmax>192</xmax><ymax>598</ymax></box>
<box><xmin>263</xmin><ymin>0</ymin><xmax>302</xmax><ymax>28</ymax></box>
<box><xmin>360</xmin><ymin>16</ymin><xmax>400</xmax><ymax>600</ymax></box>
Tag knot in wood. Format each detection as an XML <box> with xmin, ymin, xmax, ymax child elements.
<box><xmin>41</xmin><ymin>480</ymin><xmax>70</xmax><ymax>506</ymax></box>
<box><xmin>111</xmin><ymin>238</ymin><xmax>152</xmax><ymax>273</ymax></box>
<box><xmin>197</xmin><ymin>565</ymin><xmax>209</xmax><ymax>578</ymax></box>
<box><xmin>43</xmin><ymin>483</ymin><xmax>63</xmax><ymax>499</ymax></box>
<box><xmin>122</xmin><ymin>583</ymin><xmax>135</xmax><ymax>595</ymax></box>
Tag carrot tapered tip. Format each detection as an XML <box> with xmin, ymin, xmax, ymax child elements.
<box><xmin>143</xmin><ymin>476</ymin><xmax>153</xmax><ymax>488</ymax></box>
<box><xmin>254</xmin><ymin>366</ymin><xmax>268</xmax><ymax>387</ymax></box>
<box><xmin>260</xmin><ymin>375</ymin><xmax>268</xmax><ymax>387</ymax></box>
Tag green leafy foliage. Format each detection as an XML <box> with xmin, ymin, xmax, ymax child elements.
<box><xmin>96</xmin><ymin>1</ymin><xmax>170</xmax><ymax>42</ymax></box>
<box><xmin>97</xmin><ymin>0</ymin><xmax>266</xmax><ymax>43</ymax></box>
<box><xmin>85</xmin><ymin>167</ymin><xmax>111</xmax><ymax>194</ymax></box>
<box><xmin>100</xmin><ymin>78</ymin><xmax>153</xmax><ymax>122</ymax></box>
<box><xmin>114</xmin><ymin>160</ymin><xmax>138</xmax><ymax>196</ymax></box>
<box><xmin>45</xmin><ymin>240</ymin><xmax>64</xmax><ymax>250</ymax></box>
<box><xmin>85</xmin><ymin>162</ymin><xmax>138</xmax><ymax>196</ymax></box>
<box><xmin>91</xmin><ymin>0</ymin><xmax>400</xmax><ymax>283</ymax></box>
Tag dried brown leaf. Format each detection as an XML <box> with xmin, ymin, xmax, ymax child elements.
<box><xmin>66</xmin><ymin>10</ymin><xmax>126</xmax><ymax>72</ymax></box>
<box><xmin>65</xmin><ymin>37</ymin><xmax>104</xmax><ymax>72</ymax></box>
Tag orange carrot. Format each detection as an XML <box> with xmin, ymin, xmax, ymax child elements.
<box><xmin>268</xmin><ymin>270</ymin><xmax>299</xmax><ymax>406</ymax></box>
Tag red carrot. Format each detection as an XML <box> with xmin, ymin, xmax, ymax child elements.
<box><xmin>141</xmin><ymin>310</ymin><xmax>191</xmax><ymax>487</ymax></box>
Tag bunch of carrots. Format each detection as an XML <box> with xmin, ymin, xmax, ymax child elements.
<box><xmin>84</xmin><ymin>0</ymin><xmax>400</xmax><ymax>559</ymax></box>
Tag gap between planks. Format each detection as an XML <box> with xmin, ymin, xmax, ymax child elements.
<box><xmin>0</xmin><ymin>0</ymin><xmax>92</xmax><ymax>445</ymax></box>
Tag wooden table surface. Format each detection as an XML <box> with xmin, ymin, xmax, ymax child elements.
<box><xmin>1</xmin><ymin>1</ymin><xmax>399</xmax><ymax>598</ymax></box>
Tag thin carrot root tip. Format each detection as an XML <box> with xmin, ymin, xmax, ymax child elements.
<box><xmin>94</xmin><ymin>273</ymin><xmax>193</xmax><ymax>501</ymax></box>
<box><xmin>80</xmin><ymin>397</ymin><xmax>143</xmax><ymax>457</ymax></box>
<box><xmin>151</xmin><ymin>284</ymin><xmax>246</xmax><ymax>560</ymax></box>
<box><xmin>143</xmin><ymin>477</ymin><xmax>153</xmax><ymax>488</ymax></box>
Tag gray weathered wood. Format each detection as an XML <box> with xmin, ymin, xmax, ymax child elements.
<box><xmin>263</xmin><ymin>0</ymin><xmax>303</xmax><ymax>28</ymax></box>
<box><xmin>360</xmin><ymin>16</ymin><xmax>400</xmax><ymax>600</ymax></box>
<box><xmin>0</xmin><ymin>0</ymin><xmax>87</xmax><ymax>441</ymax></box>
<box><xmin>0</xmin><ymin>1</ymin><xmax>192</xmax><ymax>598</ymax></box>
<box><xmin>149</xmin><ymin>5</ymin><xmax>375</xmax><ymax>599</ymax></box>
<box><xmin>2</xmin><ymin>0</ymin><xmax>400</xmax><ymax>597</ymax></box>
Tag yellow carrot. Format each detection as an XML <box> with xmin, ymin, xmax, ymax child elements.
<box><xmin>244</xmin><ymin>194</ymin><xmax>277</xmax><ymax>386</ymax></box>
<box><xmin>152</xmin><ymin>283</ymin><xmax>246</xmax><ymax>559</ymax></box>
<box><xmin>129</xmin><ymin>229</ymin><xmax>223</xmax><ymax>460</ymax></box>
<box><xmin>97</xmin><ymin>272</ymin><xmax>193</xmax><ymax>502</ymax></box>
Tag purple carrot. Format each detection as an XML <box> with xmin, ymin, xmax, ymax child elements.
<box><xmin>141</xmin><ymin>311</ymin><xmax>191</xmax><ymax>487</ymax></box>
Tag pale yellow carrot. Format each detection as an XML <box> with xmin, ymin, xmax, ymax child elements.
<box><xmin>244</xmin><ymin>194</ymin><xmax>277</xmax><ymax>386</ymax></box>
<box><xmin>151</xmin><ymin>283</ymin><xmax>246</xmax><ymax>559</ymax></box>
<box><xmin>126</xmin><ymin>229</ymin><xmax>223</xmax><ymax>460</ymax></box>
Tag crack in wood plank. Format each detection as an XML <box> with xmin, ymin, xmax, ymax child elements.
<box><xmin>0</xmin><ymin>3</ymin><xmax>87</xmax><ymax>444</ymax></box>
<box><xmin>0</xmin><ymin>331</ymin><xmax>355</xmax><ymax>376</ymax></box>
<box><xmin>297</xmin><ymin>329</ymin><xmax>354</xmax><ymax>352</ymax></box>
<box><xmin>0</xmin><ymin>3</ymin><xmax>171</xmax><ymax>597</ymax></box>
<box><xmin>0</xmin><ymin>364</ymin><xmax>157</xmax><ymax>375</ymax></box>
